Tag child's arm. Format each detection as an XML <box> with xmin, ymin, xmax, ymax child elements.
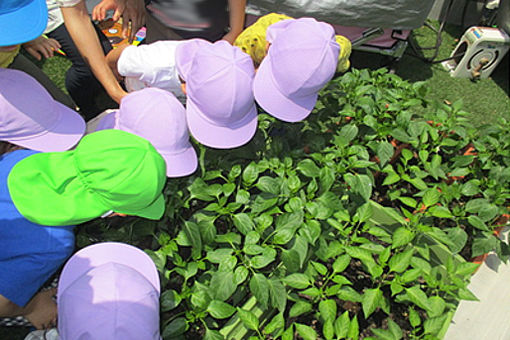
<box><xmin>116</xmin><ymin>41</ymin><xmax>182</xmax><ymax>92</ymax></box>
<box><xmin>0</xmin><ymin>289</ymin><xmax>57</xmax><ymax>330</ymax></box>
<box><xmin>106</xmin><ymin>43</ymin><xmax>130</xmax><ymax>80</ymax></box>
<box><xmin>222</xmin><ymin>0</ymin><xmax>246</xmax><ymax>44</ymax></box>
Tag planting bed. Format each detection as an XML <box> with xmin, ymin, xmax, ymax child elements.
<box><xmin>77</xmin><ymin>68</ymin><xmax>510</xmax><ymax>340</ymax></box>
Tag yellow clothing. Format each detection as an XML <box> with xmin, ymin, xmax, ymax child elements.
<box><xmin>234</xmin><ymin>13</ymin><xmax>351</xmax><ymax>73</ymax></box>
<box><xmin>334</xmin><ymin>35</ymin><xmax>351</xmax><ymax>73</ymax></box>
<box><xmin>235</xmin><ymin>13</ymin><xmax>292</xmax><ymax>67</ymax></box>
<box><xmin>0</xmin><ymin>45</ymin><xmax>21</xmax><ymax>68</ymax></box>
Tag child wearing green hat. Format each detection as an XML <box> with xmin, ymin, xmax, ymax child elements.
<box><xmin>0</xmin><ymin>129</ymin><xmax>167</xmax><ymax>329</ymax></box>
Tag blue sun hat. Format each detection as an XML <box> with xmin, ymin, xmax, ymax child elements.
<box><xmin>0</xmin><ymin>0</ymin><xmax>48</xmax><ymax>46</ymax></box>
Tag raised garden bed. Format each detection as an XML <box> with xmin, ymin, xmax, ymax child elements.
<box><xmin>78</xmin><ymin>68</ymin><xmax>510</xmax><ymax>340</ymax></box>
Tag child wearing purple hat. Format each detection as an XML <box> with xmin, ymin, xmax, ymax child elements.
<box><xmin>106</xmin><ymin>38</ymin><xmax>258</xmax><ymax>149</ymax></box>
<box><xmin>234</xmin><ymin>13</ymin><xmax>351</xmax><ymax>72</ymax></box>
<box><xmin>24</xmin><ymin>242</ymin><xmax>161</xmax><ymax>340</ymax></box>
<box><xmin>0</xmin><ymin>69</ymin><xmax>85</xmax><ymax>152</ymax></box>
<box><xmin>253</xmin><ymin>18</ymin><xmax>341</xmax><ymax>123</ymax></box>
<box><xmin>95</xmin><ymin>87</ymin><xmax>198</xmax><ymax>177</ymax></box>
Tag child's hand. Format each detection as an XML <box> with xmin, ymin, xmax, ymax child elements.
<box><xmin>22</xmin><ymin>36</ymin><xmax>61</xmax><ymax>61</ymax></box>
<box><xmin>23</xmin><ymin>288</ymin><xmax>57</xmax><ymax>330</ymax></box>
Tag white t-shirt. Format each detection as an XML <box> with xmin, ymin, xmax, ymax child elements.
<box><xmin>45</xmin><ymin>0</ymin><xmax>64</xmax><ymax>34</ymax></box>
<box><xmin>54</xmin><ymin>0</ymin><xmax>81</xmax><ymax>7</ymax></box>
<box><xmin>117</xmin><ymin>40</ymin><xmax>186</xmax><ymax>102</ymax></box>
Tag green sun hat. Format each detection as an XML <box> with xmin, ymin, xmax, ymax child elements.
<box><xmin>7</xmin><ymin>129</ymin><xmax>167</xmax><ymax>226</ymax></box>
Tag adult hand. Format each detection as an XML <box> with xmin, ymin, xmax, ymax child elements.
<box><xmin>22</xmin><ymin>36</ymin><xmax>61</xmax><ymax>61</ymax></box>
<box><xmin>92</xmin><ymin>0</ymin><xmax>145</xmax><ymax>43</ymax></box>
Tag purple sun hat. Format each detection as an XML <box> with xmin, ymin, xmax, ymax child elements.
<box><xmin>0</xmin><ymin>68</ymin><xmax>85</xmax><ymax>151</ymax></box>
<box><xmin>176</xmin><ymin>39</ymin><xmax>258</xmax><ymax>149</ymax></box>
<box><xmin>96</xmin><ymin>88</ymin><xmax>198</xmax><ymax>177</ymax></box>
<box><xmin>57</xmin><ymin>242</ymin><xmax>161</xmax><ymax>340</ymax></box>
<box><xmin>253</xmin><ymin>18</ymin><xmax>340</xmax><ymax>123</ymax></box>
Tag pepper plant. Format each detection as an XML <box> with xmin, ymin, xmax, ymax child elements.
<box><xmin>77</xmin><ymin>68</ymin><xmax>509</xmax><ymax>340</ymax></box>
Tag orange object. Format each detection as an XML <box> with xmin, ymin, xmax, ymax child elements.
<box><xmin>98</xmin><ymin>19</ymin><xmax>146</xmax><ymax>48</ymax></box>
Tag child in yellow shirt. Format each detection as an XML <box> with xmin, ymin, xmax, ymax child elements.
<box><xmin>234</xmin><ymin>13</ymin><xmax>351</xmax><ymax>73</ymax></box>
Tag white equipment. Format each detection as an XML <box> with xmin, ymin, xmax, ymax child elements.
<box><xmin>442</xmin><ymin>26</ymin><xmax>510</xmax><ymax>79</ymax></box>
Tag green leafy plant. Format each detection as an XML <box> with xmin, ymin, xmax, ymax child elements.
<box><xmin>77</xmin><ymin>68</ymin><xmax>509</xmax><ymax>340</ymax></box>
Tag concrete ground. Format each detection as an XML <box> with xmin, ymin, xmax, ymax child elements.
<box><xmin>445</xmin><ymin>227</ymin><xmax>510</xmax><ymax>340</ymax></box>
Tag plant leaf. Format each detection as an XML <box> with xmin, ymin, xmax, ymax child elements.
<box><xmin>297</xmin><ymin>159</ymin><xmax>321</xmax><ymax>178</ymax></box>
<box><xmin>405</xmin><ymin>286</ymin><xmax>431</xmax><ymax>311</ymax></box>
<box><xmin>242</xmin><ymin>162</ymin><xmax>259</xmax><ymax>186</ymax></box>
<box><xmin>237</xmin><ymin>308</ymin><xmax>259</xmax><ymax>331</ymax></box>
<box><xmin>422</xmin><ymin>188</ymin><xmax>440</xmax><ymax>207</ymax></box>
<box><xmin>295</xmin><ymin>323</ymin><xmax>318</xmax><ymax>340</ymax></box>
<box><xmin>162</xmin><ymin>317</ymin><xmax>188</xmax><ymax>339</ymax></box>
<box><xmin>333</xmin><ymin>254</ymin><xmax>352</xmax><ymax>273</ymax></box>
<box><xmin>428</xmin><ymin>296</ymin><xmax>445</xmax><ymax>318</ymax></box>
<box><xmin>232</xmin><ymin>213</ymin><xmax>255</xmax><ymax>235</ymax></box>
<box><xmin>362</xmin><ymin>288</ymin><xmax>383</xmax><ymax>318</ymax></box>
<box><xmin>207</xmin><ymin>300</ymin><xmax>236</xmax><ymax>319</ymax></box>
<box><xmin>388</xmin><ymin>248</ymin><xmax>414</xmax><ymax>273</ymax></box>
<box><xmin>319</xmin><ymin>299</ymin><xmax>338</xmax><ymax>322</ymax></box>
<box><xmin>392</xmin><ymin>227</ymin><xmax>415</xmax><ymax>249</ymax></box>
<box><xmin>268</xmin><ymin>278</ymin><xmax>287</xmax><ymax>312</ymax></box>
<box><xmin>160</xmin><ymin>289</ymin><xmax>182</xmax><ymax>312</ymax></box>
<box><xmin>282</xmin><ymin>273</ymin><xmax>311</xmax><ymax>289</ymax></box>
<box><xmin>334</xmin><ymin>311</ymin><xmax>350</xmax><ymax>339</ymax></box>
<box><xmin>347</xmin><ymin>315</ymin><xmax>360</xmax><ymax>340</ymax></box>
<box><xmin>447</xmin><ymin>227</ymin><xmax>468</xmax><ymax>254</ymax></box>
<box><xmin>209</xmin><ymin>270</ymin><xmax>237</xmax><ymax>301</ymax></box>
<box><xmin>249</xmin><ymin>273</ymin><xmax>270</xmax><ymax>308</ymax></box>
<box><xmin>204</xmin><ymin>328</ymin><xmax>224</xmax><ymax>340</ymax></box>
<box><xmin>377</xmin><ymin>141</ymin><xmax>394</xmax><ymax>167</ymax></box>
<box><xmin>289</xmin><ymin>300</ymin><xmax>312</xmax><ymax>318</ymax></box>
<box><xmin>264</xmin><ymin>312</ymin><xmax>284</xmax><ymax>335</ymax></box>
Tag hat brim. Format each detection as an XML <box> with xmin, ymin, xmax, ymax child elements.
<box><xmin>97</xmin><ymin>111</ymin><xmax>197</xmax><ymax>178</ymax></box>
<box><xmin>8</xmin><ymin>101</ymin><xmax>85</xmax><ymax>152</ymax></box>
<box><xmin>159</xmin><ymin>146</ymin><xmax>198</xmax><ymax>177</ymax></box>
<box><xmin>87</xmin><ymin>110</ymin><xmax>116</xmax><ymax>133</ymax></box>
<box><xmin>57</xmin><ymin>242</ymin><xmax>161</xmax><ymax>304</ymax></box>
<box><xmin>253</xmin><ymin>55</ymin><xmax>317</xmax><ymax>123</ymax></box>
<box><xmin>0</xmin><ymin>0</ymin><xmax>48</xmax><ymax>46</ymax></box>
<box><xmin>115</xmin><ymin>192</ymin><xmax>166</xmax><ymax>220</ymax></box>
<box><xmin>186</xmin><ymin>98</ymin><xmax>258</xmax><ymax>149</ymax></box>
<box><xmin>8</xmin><ymin>151</ymin><xmax>165</xmax><ymax>225</ymax></box>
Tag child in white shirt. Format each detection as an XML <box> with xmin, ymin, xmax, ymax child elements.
<box><xmin>105</xmin><ymin>39</ymin><xmax>259</xmax><ymax>149</ymax></box>
<box><xmin>106</xmin><ymin>40</ymin><xmax>199</xmax><ymax>102</ymax></box>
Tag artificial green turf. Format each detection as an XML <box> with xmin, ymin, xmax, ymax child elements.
<box><xmin>351</xmin><ymin>21</ymin><xmax>510</xmax><ymax>125</ymax></box>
